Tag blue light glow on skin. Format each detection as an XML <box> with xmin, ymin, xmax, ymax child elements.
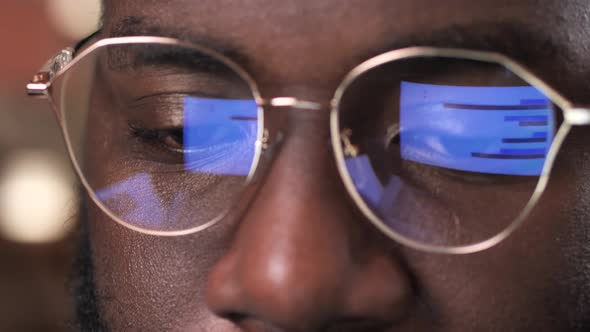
<box><xmin>345</xmin><ymin>155</ymin><xmax>384</xmax><ymax>206</ymax></box>
<box><xmin>345</xmin><ymin>156</ymin><xmax>402</xmax><ymax>213</ymax></box>
<box><xmin>183</xmin><ymin>97</ymin><xmax>258</xmax><ymax>176</ymax></box>
<box><xmin>95</xmin><ymin>173</ymin><xmax>182</xmax><ymax>228</ymax></box>
<box><xmin>400</xmin><ymin>81</ymin><xmax>555</xmax><ymax>176</ymax></box>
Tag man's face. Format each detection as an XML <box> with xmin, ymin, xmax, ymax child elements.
<box><xmin>83</xmin><ymin>0</ymin><xmax>590</xmax><ymax>331</ymax></box>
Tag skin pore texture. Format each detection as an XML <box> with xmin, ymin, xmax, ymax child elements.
<box><xmin>77</xmin><ymin>0</ymin><xmax>590</xmax><ymax>331</ymax></box>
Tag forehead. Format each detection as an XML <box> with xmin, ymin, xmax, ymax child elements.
<box><xmin>102</xmin><ymin>0</ymin><xmax>590</xmax><ymax>99</ymax></box>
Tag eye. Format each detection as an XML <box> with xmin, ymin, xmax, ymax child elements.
<box><xmin>159</xmin><ymin>129</ymin><xmax>184</xmax><ymax>152</ymax></box>
<box><xmin>129</xmin><ymin>124</ymin><xmax>186</xmax><ymax>153</ymax></box>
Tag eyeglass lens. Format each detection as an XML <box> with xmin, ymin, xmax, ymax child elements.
<box><xmin>336</xmin><ymin>57</ymin><xmax>562</xmax><ymax>247</ymax></box>
<box><xmin>53</xmin><ymin>42</ymin><xmax>260</xmax><ymax>232</ymax></box>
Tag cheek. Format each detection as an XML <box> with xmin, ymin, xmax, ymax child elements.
<box><xmin>401</xmin><ymin>134</ymin><xmax>589</xmax><ymax>330</ymax></box>
<box><xmin>83</xmin><ymin>77</ymin><xmax>242</xmax><ymax>330</ymax></box>
<box><xmin>88</xmin><ymin>201</ymin><xmax>236</xmax><ymax>331</ymax></box>
<box><xmin>403</xmin><ymin>228</ymin><xmax>569</xmax><ymax>330</ymax></box>
<box><xmin>560</xmin><ymin>128</ymin><xmax>590</xmax><ymax>321</ymax></box>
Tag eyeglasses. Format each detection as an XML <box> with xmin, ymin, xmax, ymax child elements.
<box><xmin>27</xmin><ymin>36</ymin><xmax>590</xmax><ymax>254</ymax></box>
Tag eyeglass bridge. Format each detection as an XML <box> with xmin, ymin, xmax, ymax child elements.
<box><xmin>261</xmin><ymin>97</ymin><xmax>325</xmax><ymax>111</ymax></box>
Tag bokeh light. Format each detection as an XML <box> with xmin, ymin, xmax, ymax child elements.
<box><xmin>0</xmin><ymin>151</ymin><xmax>76</xmax><ymax>244</ymax></box>
<box><xmin>46</xmin><ymin>0</ymin><xmax>101</xmax><ymax>41</ymax></box>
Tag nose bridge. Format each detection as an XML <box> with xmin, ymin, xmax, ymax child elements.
<box><xmin>211</xmin><ymin>107</ymin><xmax>354</xmax><ymax>303</ymax></box>
<box><xmin>206</xmin><ymin>107</ymin><xmax>413</xmax><ymax>329</ymax></box>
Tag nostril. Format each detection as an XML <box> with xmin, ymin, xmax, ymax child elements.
<box><xmin>223</xmin><ymin>311</ymin><xmax>247</xmax><ymax>323</ymax></box>
<box><xmin>323</xmin><ymin>318</ymin><xmax>395</xmax><ymax>332</ymax></box>
<box><xmin>222</xmin><ymin>313</ymin><xmax>285</xmax><ymax>332</ymax></box>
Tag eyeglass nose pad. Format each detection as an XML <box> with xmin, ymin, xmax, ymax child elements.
<box><xmin>384</xmin><ymin>124</ymin><xmax>401</xmax><ymax>148</ymax></box>
<box><xmin>248</xmin><ymin>127</ymin><xmax>285</xmax><ymax>186</ymax></box>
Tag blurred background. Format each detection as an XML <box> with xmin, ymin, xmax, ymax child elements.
<box><xmin>0</xmin><ymin>0</ymin><xmax>100</xmax><ymax>330</ymax></box>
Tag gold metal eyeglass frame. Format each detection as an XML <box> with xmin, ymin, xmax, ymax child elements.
<box><xmin>27</xmin><ymin>36</ymin><xmax>590</xmax><ymax>254</ymax></box>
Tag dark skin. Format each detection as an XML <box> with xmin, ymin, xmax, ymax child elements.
<box><xmin>82</xmin><ymin>0</ymin><xmax>590</xmax><ymax>331</ymax></box>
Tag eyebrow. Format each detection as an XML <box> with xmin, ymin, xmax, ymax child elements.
<box><xmin>374</xmin><ymin>21</ymin><xmax>561</xmax><ymax>68</ymax></box>
<box><xmin>104</xmin><ymin>16</ymin><xmax>250</xmax><ymax>65</ymax></box>
<box><xmin>103</xmin><ymin>16</ymin><xmax>562</xmax><ymax>79</ymax></box>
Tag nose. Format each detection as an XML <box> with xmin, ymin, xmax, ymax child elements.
<box><xmin>206</xmin><ymin>109</ymin><xmax>414</xmax><ymax>331</ymax></box>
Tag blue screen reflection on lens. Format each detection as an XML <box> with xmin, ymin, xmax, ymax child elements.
<box><xmin>183</xmin><ymin>97</ymin><xmax>258</xmax><ymax>176</ymax></box>
<box><xmin>400</xmin><ymin>81</ymin><xmax>555</xmax><ymax>176</ymax></box>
